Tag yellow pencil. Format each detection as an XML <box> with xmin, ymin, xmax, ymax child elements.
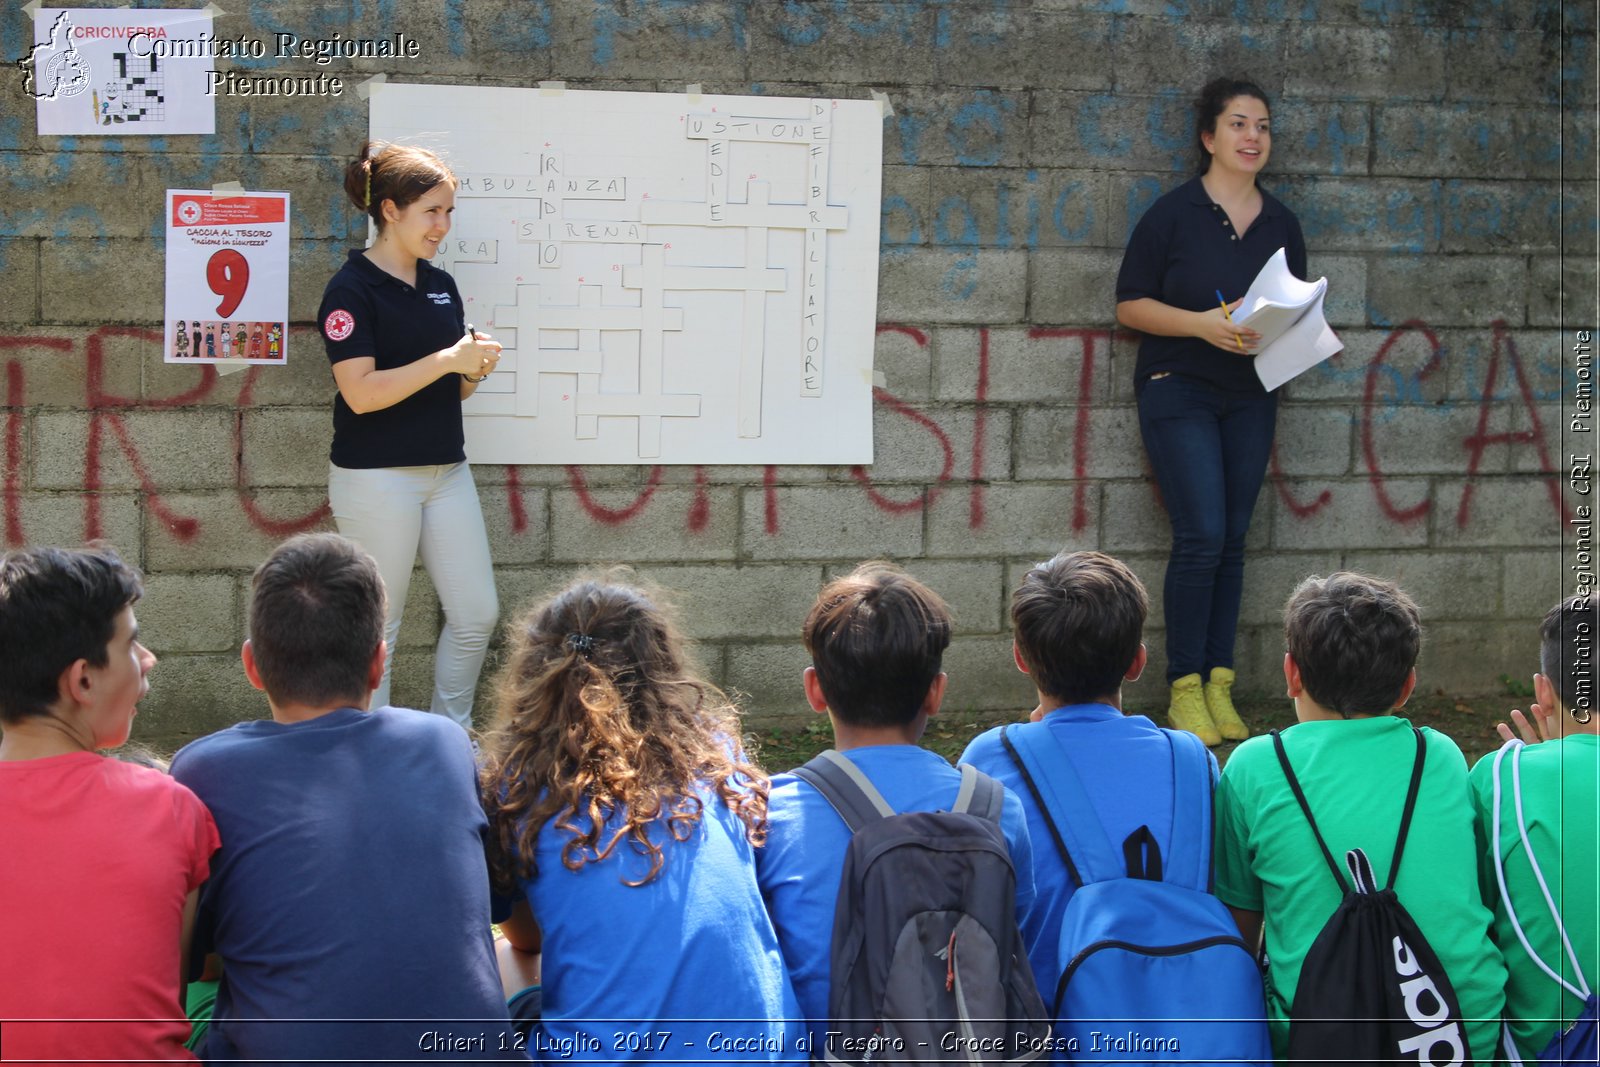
<box><xmin>1216</xmin><ymin>289</ymin><xmax>1245</xmax><ymax>353</ymax></box>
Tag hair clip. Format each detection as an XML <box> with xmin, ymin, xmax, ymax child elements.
<box><xmin>566</xmin><ymin>632</ymin><xmax>595</xmax><ymax>657</ymax></box>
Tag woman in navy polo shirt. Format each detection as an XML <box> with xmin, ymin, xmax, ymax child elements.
<box><xmin>1115</xmin><ymin>77</ymin><xmax>1306</xmax><ymax>747</ymax></box>
<box><xmin>317</xmin><ymin>141</ymin><xmax>504</xmax><ymax>727</ymax></box>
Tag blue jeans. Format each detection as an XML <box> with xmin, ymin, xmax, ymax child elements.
<box><xmin>1137</xmin><ymin>374</ymin><xmax>1277</xmax><ymax>683</ymax></box>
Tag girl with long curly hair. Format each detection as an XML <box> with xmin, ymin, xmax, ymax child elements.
<box><xmin>480</xmin><ymin>576</ymin><xmax>798</xmax><ymax>1061</ymax></box>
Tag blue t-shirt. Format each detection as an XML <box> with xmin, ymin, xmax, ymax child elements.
<box><xmin>518</xmin><ymin>781</ymin><xmax>799</xmax><ymax>1065</ymax></box>
<box><xmin>170</xmin><ymin>706</ymin><xmax>522</xmax><ymax>1063</ymax></box>
<box><xmin>960</xmin><ymin>705</ymin><xmax>1216</xmax><ymax>992</ymax></box>
<box><xmin>756</xmin><ymin>744</ymin><xmax>1036</xmax><ymax>1044</ymax></box>
<box><xmin>1115</xmin><ymin>174</ymin><xmax>1307</xmax><ymax>393</ymax></box>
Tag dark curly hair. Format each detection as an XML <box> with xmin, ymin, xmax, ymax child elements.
<box><xmin>1194</xmin><ymin>76</ymin><xmax>1272</xmax><ymax>174</ymax></box>
<box><xmin>480</xmin><ymin>574</ymin><xmax>767</xmax><ymax>892</ymax></box>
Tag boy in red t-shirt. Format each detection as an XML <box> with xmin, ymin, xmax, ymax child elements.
<box><xmin>0</xmin><ymin>545</ymin><xmax>219</xmax><ymax>1061</ymax></box>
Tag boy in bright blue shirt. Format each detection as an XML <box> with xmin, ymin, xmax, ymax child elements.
<box><xmin>756</xmin><ymin>562</ymin><xmax>1036</xmax><ymax>1047</ymax></box>
<box><xmin>960</xmin><ymin>550</ymin><xmax>1217</xmax><ymax>991</ymax></box>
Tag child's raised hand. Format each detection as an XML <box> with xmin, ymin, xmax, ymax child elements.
<box><xmin>1495</xmin><ymin>703</ymin><xmax>1557</xmax><ymax>746</ymax></box>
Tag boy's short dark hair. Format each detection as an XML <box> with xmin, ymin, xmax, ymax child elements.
<box><xmin>1011</xmin><ymin>551</ymin><xmax>1148</xmax><ymax>705</ymax></box>
<box><xmin>0</xmin><ymin>544</ymin><xmax>142</xmax><ymax>724</ymax></box>
<box><xmin>249</xmin><ymin>533</ymin><xmax>386</xmax><ymax>708</ymax></box>
<box><xmin>1284</xmin><ymin>572</ymin><xmax>1421</xmax><ymax>716</ymax></box>
<box><xmin>1540</xmin><ymin>594</ymin><xmax>1596</xmax><ymax>716</ymax></box>
<box><xmin>802</xmin><ymin>562</ymin><xmax>951</xmax><ymax>727</ymax></box>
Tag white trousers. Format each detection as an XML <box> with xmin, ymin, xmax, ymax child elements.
<box><xmin>328</xmin><ymin>461</ymin><xmax>499</xmax><ymax>728</ymax></box>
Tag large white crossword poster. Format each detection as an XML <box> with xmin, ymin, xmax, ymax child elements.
<box><xmin>27</xmin><ymin>8</ymin><xmax>215</xmax><ymax>136</ymax></box>
<box><xmin>371</xmin><ymin>85</ymin><xmax>882</xmax><ymax>465</ymax></box>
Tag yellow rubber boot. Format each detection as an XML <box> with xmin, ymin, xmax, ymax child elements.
<box><xmin>1204</xmin><ymin>666</ymin><xmax>1250</xmax><ymax>741</ymax></box>
<box><xmin>1167</xmin><ymin>673</ymin><xmax>1220</xmax><ymax>747</ymax></box>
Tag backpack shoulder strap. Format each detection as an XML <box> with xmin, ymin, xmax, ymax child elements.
<box><xmin>953</xmin><ymin>762</ymin><xmax>1005</xmax><ymax>823</ymax></box>
<box><xmin>1491</xmin><ymin>739</ymin><xmax>1592</xmax><ymax>1000</ymax></box>
<box><xmin>1000</xmin><ymin>723</ymin><xmax>1122</xmax><ymax>884</ymax></box>
<box><xmin>1385</xmin><ymin>727</ymin><xmax>1428</xmax><ymax>887</ymax></box>
<box><xmin>790</xmin><ymin>749</ymin><xmax>895</xmax><ymax>834</ymax></box>
<box><xmin>1271</xmin><ymin>729</ymin><xmax>1350</xmax><ymax>894</ymax></box>
<box><xmin>1162</xmin><ymin>727</ymin><xmax>1214</xmax><ymax>889</ymax></box>
<box><xmin>1001</xmin><ymin>725</ymin><xmax>1083</xmax><ymax>887</ymax></box>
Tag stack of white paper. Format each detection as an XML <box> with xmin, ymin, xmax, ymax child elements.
<box><xmin>1235</xmin><ymin>247</ymin><xmax>1343</xmax><ymax>391</ymax></box>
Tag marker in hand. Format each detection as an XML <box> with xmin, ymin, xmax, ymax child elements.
<box><xmin>1216</xmin><ymin>291</ymin><xmax>1246</xmax><ymax>353</ymax></box>
<box><xmin>464</xmin><ymin>324</ymin><xmax>492</xmax><ymax>381</ymax></box>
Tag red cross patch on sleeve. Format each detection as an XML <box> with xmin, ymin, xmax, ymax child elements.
<box><xmin>323</xmin><ymin>309</ymin><xmax>355</xmax><ymax>342</ymax></box>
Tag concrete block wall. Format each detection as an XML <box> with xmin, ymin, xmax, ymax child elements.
<box><xmin>0</xmin><ymin>0</ymin><xmax>1592</xmax><ymax>741</ymax></box>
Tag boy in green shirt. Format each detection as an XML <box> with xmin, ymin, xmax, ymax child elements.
<box><xmin>1213</xmin><ymin>572</ymin><xmax>1505</xmax><ymax>1061</ymax></box>
<box><xmin>1470</xmin><ymin>594</ymin><xmax>1599</xmax><ymax>1061</ymax></box>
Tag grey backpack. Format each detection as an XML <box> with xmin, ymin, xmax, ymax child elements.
<box><xmin>791</xmin><ymin>750</ymin><xmax>1050</xmax><ymax>1065</ymax></box>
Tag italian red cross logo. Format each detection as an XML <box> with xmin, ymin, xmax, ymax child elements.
<box><xmin>323</xmin><ymin>309</ymin><xmax>355</xmax><ymax>342</ymax></box>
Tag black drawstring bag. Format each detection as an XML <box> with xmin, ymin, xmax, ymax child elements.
<box><xmin>1273</xmin><ymin>728</ymin><xmax>1470</xmax><ymax>1067</ymax></box>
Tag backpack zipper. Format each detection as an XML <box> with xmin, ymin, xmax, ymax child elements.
<box><xmin>1054</xmin><ymin>935</ymin><xmax>1254</xmax><ymax>1013</ymax></box>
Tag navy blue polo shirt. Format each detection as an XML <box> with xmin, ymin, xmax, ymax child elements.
<box><xmin>1116</xmin><ymin>174</ymin><xmax>1307</xmax><ymax>393</ymax></box>
<box><xmin>318</xmin><ymin>250</ymin><xmax>468</xmax><ymax>469</ymax></box>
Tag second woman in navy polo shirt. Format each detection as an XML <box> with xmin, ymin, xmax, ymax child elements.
<box><xmin>1115</xmin><ymin>77</ymin><xmax>1308</xmax><ymax>747</ymax></box>
<box><xmin>318</xmin><ymin>140</ymin><xmax>504</xmax><ymax>727</ymax></box>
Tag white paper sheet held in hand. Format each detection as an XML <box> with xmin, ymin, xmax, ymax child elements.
<box><xmin>1236</xmin><ymin>248</ymin><xmax>1342</xmax><ymax>391</ymax></box>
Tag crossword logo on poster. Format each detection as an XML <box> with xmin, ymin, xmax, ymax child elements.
<box><xmin>96</xmin><ymin>48</ymin><xmax>168</xmax><ymax>125</ymax></box>
<box><xmin>17</xmin><ymin>11</ymin><xmax>90</xmax><ymax>100</ymax></box>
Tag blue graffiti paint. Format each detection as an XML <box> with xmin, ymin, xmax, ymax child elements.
<box><xmin>995</xmin><ymin>181</ymin><xmax>1012</xmax><ymax>249</ymax></box>
<box><xmin>3</xmin><ymin>152</ymin><xmax>38</xmax><ymax>193</ymax></box>
<box><xmin>595</xmin><ymin>0</ymin><xmax>726</xmax><ymax>61</ymax></box>
<box><xmin>892</xmin><ymin>112</ymin><xmax>929</xmax><ymax>166</ymax></box>
<box><xmin>483</xmin><ymin>3</ymin><xmax>553</xmax><ymax>52</ymax></box>
<box><xmin>1024</xmin><ymin>169</ymin><xmax>1041</xmax><ymax>248</ymax></box>
<box><xmin>1314</xmin><ymin>111</ymin><xmax>1362</xmax><ymax>176</ymax></box>
<box><xmin>1052</xmin><ymin>181</ymin><xmax>1092</xmax><ymax>243</ymax></box>
<box><xmin>881</xmin><ymin>194</ymin><xmax>923</xmax><ymax>247</ymax></box>
<box><xmin>2</xmin><ymin>209</ymin><xmax>48</xmax><ymax>237</ymax></box>
<box><xmin>445</xmin><ymin>0</ymin><xmax>468</xmax><ymax>56</ymax></box>
<box><xmin>1080</xmin><ymin>95</ymin><xmax>1131</xmax><ymax>159</ymax></box>
<box><xmin>1143</xmin><ymin>90</ymin><xmax>1190</xmax><ymax>171</ymax></box>
<box><xmin>841</xmin><ymin>3</ymin><xmax>920</xmax><ymax>44</ymax></box>
<box><xmin>943</xmin><ymin>253</ymin><xmax>978</xmax><ymax>300</ymax></box>
<box><xmin>56</xmin><ymin>206</ymin><xmax>110</xmax><ymax>251</ymax></box>
<box><xmin>772</xmin><ymin>0</ymin><xmax>827</xmax><ymax>46</ymax></box>
<box><xmin>935</xmin><ymin>196</ymin><xmax>979</xmax><ymax>249</ymax></box>
<box><xmin>1123</xmin><ymin>177</ymin><xmax>1164</xmax><ymax>244</ymax></box>
<box><xmin>948</xmin><ymin>92</ymin><xmax>1015</xmax><ymax>167</ymax></box>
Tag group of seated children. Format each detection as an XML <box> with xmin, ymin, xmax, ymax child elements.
<box><xmin>0</xmin><ymin>534</ymin><xmax>1594</xmax><ymax>1064</ymax></box>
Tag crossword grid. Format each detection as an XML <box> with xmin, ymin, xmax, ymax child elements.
<box><xmin>396</xmin><ymin>87</ymin><xmax>879</xmax><ymax>466</ymax></box>
<box><xmin>105</xmin><ymin>50</ymin><xmax>165</xmax><ymax>123</ymax></box>
<box><xmin>454</xmin><ymin>102</ymin><xmax>842</xmax><ymax>458</ymax></box>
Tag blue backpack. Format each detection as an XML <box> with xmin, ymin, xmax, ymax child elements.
<box><xmin>1490</xmin><ymin>739</ymin><xmax>1599</xmax><ymax>1066</ymax></box>
<box><xmin>1001</xmin><ymin>724</ymin><xmax>1271</xmax><ymax>1065</ymax></box>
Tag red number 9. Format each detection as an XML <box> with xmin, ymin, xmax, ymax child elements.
<box><xmin>207</xmin><ymin>249</ymin><xmax>250</xmax><ymax>318</ymax></box>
